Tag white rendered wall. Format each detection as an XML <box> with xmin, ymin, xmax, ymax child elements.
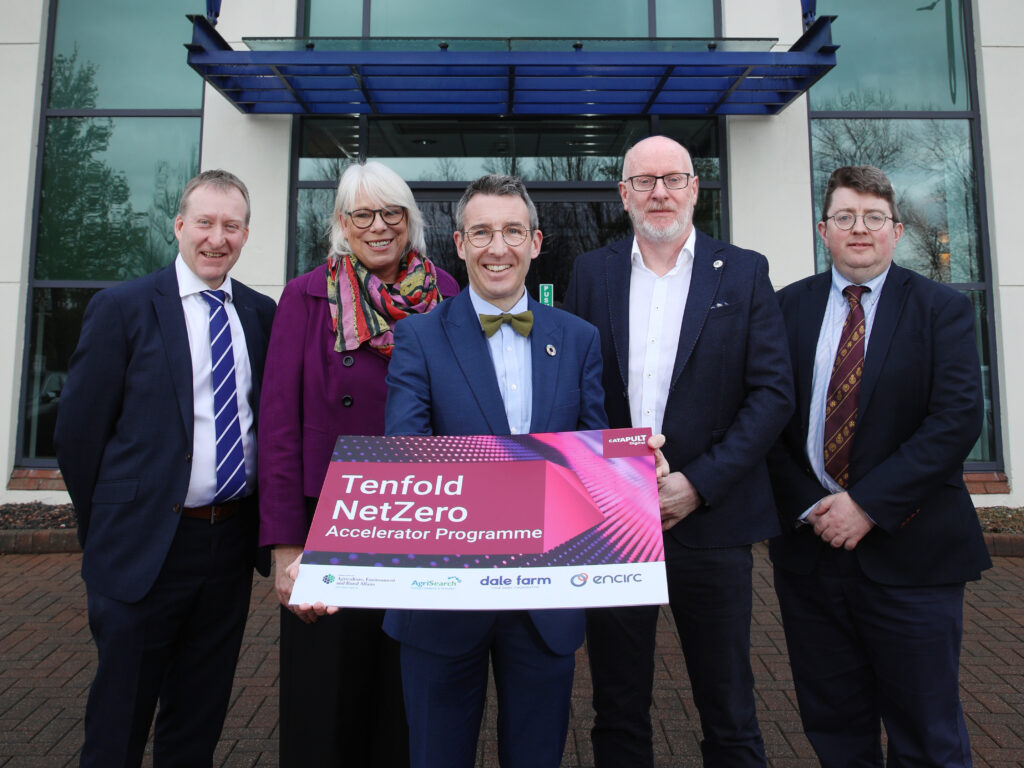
<box><xmin>722</xmin><ymin>0</ymin><xmax>816</xmax><ymax>289</ymax></box>
<box><xmin>975</xmin><ymin>0</ymin><xmax>1023</xmax><ymax>504</ymax></box>
<box><xmin>199</xmin><ymin>0</ymin><xmax>297</xmax><ymax>303</ymax></box>
<box><xmin>0</xmin><ymin>0</ymin><xmax>56</xmax><ymax>503</ymax></box>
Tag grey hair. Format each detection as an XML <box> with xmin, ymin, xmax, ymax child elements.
<box><xmin>329</xmin><ymin>161</ymin><xmax>426</xmax><ymax>255</ymax></box>
<box><xmin>455</xmin><ymin>174</ymin><xmax>539</xmax><ymax>231</ymax></box>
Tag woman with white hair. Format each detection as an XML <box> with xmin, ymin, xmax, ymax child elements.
<box><xmin>258</xmin><ymin>161</ymin><xmax>459</xmax><ymax>767</ymax></box>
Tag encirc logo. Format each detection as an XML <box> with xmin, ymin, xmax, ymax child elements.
<box><xmin>570</xmin><ymin>573</ymin><xmax>588</xmax><ymax>587</ymax></box>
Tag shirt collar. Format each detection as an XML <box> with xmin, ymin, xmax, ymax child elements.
<box><xmin>629</xmin><ymin>227</ymin><xmax>697</xmax><ymax>276</ymax></box>
<box><xmin>830</xmin><ymin>263</ymin><xmax>890</xmax><ymax>300</ymax></box>
<box><xmin>175</xmin><ymin>254</ymin><xmax>234</xmax><ymax>301</ymax></box>
<box><xmin>468</xmin><ymin>285</ymin><xmax>529</xmax><ymax>316</ymax></box>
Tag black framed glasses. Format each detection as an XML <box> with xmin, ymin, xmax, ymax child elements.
<box><xmin>825</xmin><ymin>212</ymin><xmax>895</xmax><ymax>231</ymax></box>
<box><xmin>346</xmin><ymin>207</ymin><xmax>406</xmax><ymax>229</ymax></box>
<box><xmin>462</xmin><ymin>225</ymin><xmax>531</xmax><ymax>248</ymax></box>
<box><xmin>624</xmin><ymin>173</ymin><xmax>694</xmax><ymax>192</ymax></box>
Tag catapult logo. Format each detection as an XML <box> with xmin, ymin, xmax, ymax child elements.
<box><xmin>410</xmin><ymin>576</ymin><xmax>462</xmax><ymax>591</ymax></box>
<box><xmin>570</xmin><ymin>573</ymin><xmax>589</xmax><ymax>587</ymax></box>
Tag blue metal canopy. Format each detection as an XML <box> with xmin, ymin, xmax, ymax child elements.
<box><xmin>186</xmin><ymin>14</ymin><xmax>836</xmax><ymax>117</ymax></box>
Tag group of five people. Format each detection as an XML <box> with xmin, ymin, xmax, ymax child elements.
<box><xmin>56</xmin><ymin>134</ymin><xmax>989</xmax><ymax>768</ymax></box>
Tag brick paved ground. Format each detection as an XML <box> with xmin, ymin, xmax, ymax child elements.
<box><xmin>1</xmin><ymin>544</ymin><xmax>1021</xmax><ymax>767</ymax></box>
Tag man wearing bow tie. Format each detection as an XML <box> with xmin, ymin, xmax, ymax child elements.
<box><xmin>382</xmin><ymin>174</ymin><xmax>609</xmax><ymax>768</ymax></box>
<box><xmin>55</xmin><ymin>170</ymin><xmax>275</xmax><ymax>767</ymax></box>
<box><xmin>563</xmin><ymin>135</ymin><xmax>794</xmax><ymax>768</ymax></box>
<box><xmin>767</xmin><ymin>165</ymin><xmax>990</xmax><ymax>767</ymax></box>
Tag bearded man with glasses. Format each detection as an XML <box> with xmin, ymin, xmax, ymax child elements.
<box><xmin>563</xmin><ymin>135</ymin><xmax>794</xmax><ymax>768</ymax></box>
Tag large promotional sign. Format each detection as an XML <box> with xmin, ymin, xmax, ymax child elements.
<box><xmin>290</xmin><ymin>427</ymin><xmax>667</xmax><ymax>610</ymax></box>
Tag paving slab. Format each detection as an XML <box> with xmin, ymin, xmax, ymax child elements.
<box><xmin>0</xmin><ymin>544</ymin><xmax>1021</xmax><ymax>767</ymax></box>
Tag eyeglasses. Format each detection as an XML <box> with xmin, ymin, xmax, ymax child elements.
<box><xmin>462</xmin><ymin>225</ymin><xmax>531</xmax><ymax>248</ymax></box>
<box><xmin>826</xmin><ymin>212</ymin><xmax>895</xmax><ymax>231</ymax></box>
<box><xmin>623</xmin><ymin>173</ymin><xmax>694</xmax><ymax>192</ymax></box>
<box><xmin>346</xmin><ymin>207</ymin><xmax>406</xmax><ymax>229</ymax></box>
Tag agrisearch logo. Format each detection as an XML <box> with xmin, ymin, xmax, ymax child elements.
<box><xmin>410</xmin><ymin>576</ymin><xmax>462</xmax><ymax>591</ymax></box>
<box><xmin>570</xmin><ymin>573</ymin><xmax>589</xmax><ymax>587</ymax></box>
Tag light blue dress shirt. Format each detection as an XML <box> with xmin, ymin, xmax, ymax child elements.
<box><xmin>469</xmin><ymin>287</ymin><xmax>533</xmax><ymax>435</ymax></box>
<box><xmin>802</xmin><ymin>265</ymin><xmax>890</xmax><ymax>516</ymax></box>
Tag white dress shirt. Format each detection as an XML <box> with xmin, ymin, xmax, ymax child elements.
<box><xmin>175</xmin><ymin>255</ymin><xmax>257</xmax><ymax>506</ymax></box>
<box><xmin>627</xmin><ymin>228</ymin><xmax>696</xmax><ymax>433</ymax></box>
<box><xmin>469</xmin><ymin>287</ymin><xmax>533</xmax><ymax>435</ymax></box>
<box><xmin>804</xmin><ymin>265</ymin><xmax>890</xmax><ymax>503</ymax></box>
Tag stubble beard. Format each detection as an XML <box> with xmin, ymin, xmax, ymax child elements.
<box><xmin>630</xmin><ymin>205</ymin><xmax>692</xmax><ymax>243</ymax></box>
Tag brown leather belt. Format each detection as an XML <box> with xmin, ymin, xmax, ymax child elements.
<box><xmin>181</xmin><ymin>500</ymin><xmax>240</xmax><ymax>524</ymax></box>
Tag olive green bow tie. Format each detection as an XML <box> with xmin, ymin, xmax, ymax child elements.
<box><xmin>478</xmin><ymin>310</ymin><xmax>534</xmax><ymax>338</ymax></box>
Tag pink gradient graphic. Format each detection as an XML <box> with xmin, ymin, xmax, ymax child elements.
<box><xmin>303</xmin><ymin>428</ymin><xmax>663</xmax><ymax>566</ymax></box>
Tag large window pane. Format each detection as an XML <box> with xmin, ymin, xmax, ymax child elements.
<box><xmin>35</xmin><ymin>117</ymin><xmax>200</xmax><ymax>281</ymax></box>
<box><xmin>49</xmin><ymin>0</ymin><xmax>201</xmax><ymax>109</ymax></box>
<box><xmin>366</xmin><ymin>0</ymin><xmax>648</xmax><ymax>37</ymax></box>
<box><xmin>809</xmin><ymin>0</ymin><xmax>969</xmax><ymax>111</ymax></box>
<box><xmin>810</xmin><ymin>119</ymin><xmax>982</xmax><ymax>283</ymax></box>
<box><xmin>965</xmin><ymin>290</ymin><xmax>995</xmax><ymax>462</ymax></box>
<box><xmin>656</xmin><ymin>0</ymin><xmax>715</xmax><ymax>37</ymax></box>
<box><xmin>304</xmin><ymin>0</ymin><xmax>363</xmax><ymax>36</ymax></box>
<box><xmin>22</xmin><ymin>287</ymin><xmax>100</xmax><ymax>460</ymax></box>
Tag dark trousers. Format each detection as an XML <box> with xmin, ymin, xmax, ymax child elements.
<box><xmin>400</xmin><ymin>611</ymin><xmax>575</xmax><ymax>768</ymax></box>
<box><xmin>774</xmin><ymin>548</ymin><xmax>973</xmax><ymax>768</ymax></box>
<box><xmin>80</xmin><ymin>515</ymin><xmax>252</xmax><ymax>768</ymax></box>
<box><xmin>587</xmin><ymin>538</ymin><xmax>766</xmax><ymax>768</ymax></box>
<box><xmin>279</xmin><ymin>605</ymin><xmax>409</xmax><ymax>767</ymax></box>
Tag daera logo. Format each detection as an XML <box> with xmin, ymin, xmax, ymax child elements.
<box><xmin>570</xmin><ymin>573</ymin><xmax>589</xmax><ymax>587</ymax></box>
<box><xmin>322</xmin><ymin>574</ymin><xmax>336</xmax><ymax>584</ymax></box>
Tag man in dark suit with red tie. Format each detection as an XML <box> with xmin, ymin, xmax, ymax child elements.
<box><xmin>56</xmin><ymin>170</ymin><xmax>275</xmax><ymax>767</ymax></box>
<box><xmin>768</xmin><ymin>165</ymin><xmax>991</xmax><ymax>767</ymax></box>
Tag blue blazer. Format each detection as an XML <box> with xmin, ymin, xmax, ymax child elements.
<box><xmin>382</xmin><ymin>289</ymin><xmax>608</xmax><ymax>657</ymax></box>
<box><xmin>767</xmin><ymin>264</ymin><xmax>992</xmax><ymax>586</ymax></box>
<box><xmin>55</xmin><ymin>263</ymin><xmax>275</xmax><ymax>603</ymax></box>
<box><xmin>563</xmin><ymin>232</ymin><xmax>794</xmax><ymax>548</ymax></box>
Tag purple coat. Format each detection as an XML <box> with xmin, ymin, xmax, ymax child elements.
<box><xmin>257</xmin><ymin>264</ymin><xmax>459</xmax><ymax>547</ymax></box>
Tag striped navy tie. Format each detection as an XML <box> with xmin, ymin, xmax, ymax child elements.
<box><xmin>202</xmin><ymin>290</ymin><xmax>247</xmax><ymax>503</ymax></box>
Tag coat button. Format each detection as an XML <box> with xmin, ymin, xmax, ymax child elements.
<box><xmin>185</xmin><ymin>452</ymin><xmax>192</xmax><ymax>463</ymax></box>
<box><xmin>342</xmin><ymin>395</ymin><xmax>353</xmax><ymax>407</ymax></box>
<box><xmin>173</xmin><ymin>504</ymin><xmax>181</xmax><ymax>514</ymax></box>
<box><xmin>342</xmin><ymin>355</ymin><xmax>354</xmax><ymax>367</ymax></box>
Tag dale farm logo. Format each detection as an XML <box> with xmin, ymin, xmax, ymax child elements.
<box><xmin>570</xmin><ymin>573</ymin><xmax>589</xmax><ymax>587</ymax></box>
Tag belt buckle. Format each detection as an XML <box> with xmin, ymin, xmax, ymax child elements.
<box><xmin>209</xmin><ymin>503</ymin><xmax>227</xmax><ymax>524</ymax></box>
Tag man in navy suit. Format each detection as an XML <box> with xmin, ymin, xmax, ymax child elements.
<box><xmin>381</xmin><ymin>174</ymin><xmax>610</xmax><ymax>768</ymax></box>
<box><xmin>55</xmin><ymin>170</ymin><xmax>275</xmax><ymax>767</ymax></box>
<box><xmin>563</xmin><ymin>135</ymin><xmax>794</xmax><ymax>768</ymax></box>
<box><xmin>767</xmin><ymin>165</ymin><xmax>990</xmax><ymax>767</ymax></box>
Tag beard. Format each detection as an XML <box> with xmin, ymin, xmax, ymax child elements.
<box><xmin>629</xmin><ymin>204</ymin><xmax>692</xmax><ymax>243</ymax></box>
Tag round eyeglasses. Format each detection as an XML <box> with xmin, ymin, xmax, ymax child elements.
<box><xmin>346</xmin><ymin>207</ymin><xmax>406</xmax><ymax>229</ymax></box>
<box><xmin>624</xmin><ymin>173</ymin><xmax>694</xmax><ymax>192</ymax></box>
<box><xmin>462</xmin><ymin>225</ymin><xmax>531</xmax><ymax>248</ymax></box>
<box><xmin>826</xmin><ymin>212</ymin><xmax>895</xmax><ymax>231</ymax></box>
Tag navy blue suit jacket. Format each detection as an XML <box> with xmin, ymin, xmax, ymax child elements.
<box><xmin>55</xmin><ymin>263</ymin><xmax>275</xmax><ymax>603</ymax></box>
<box><xmin>767</xmin><ymin>264</ymin><xmax>991</xmax><ymax>586</ymax></box>
<box><xmin>382</xmin><ymin>289</ymin><xmax>608</xmax><ymax>657</ymax></box>
<box><xmin>563</xmin><ymin>232</ymin><xmax>794</xmax><ymax>548</ymax></box>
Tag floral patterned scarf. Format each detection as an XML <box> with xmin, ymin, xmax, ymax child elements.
<box><xmin>326</xmin><ymin>250</ymin><xmax>443</xmax><ymax>358</ymax></box>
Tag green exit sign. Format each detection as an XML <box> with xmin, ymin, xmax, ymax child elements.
<box><xmin>539</xmin><ymin>284</ymin><xmax>554</xmax><ymax>306</ymax></box>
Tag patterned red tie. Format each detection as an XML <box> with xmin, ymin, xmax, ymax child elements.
<box><xmin>824</xmin><ymin>285</ymin><xmax>869</xmax><ymax>488</ymax></box>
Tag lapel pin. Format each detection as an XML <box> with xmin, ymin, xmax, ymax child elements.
<box><xmin>546</xmin><ymin>344</ymin><xmax>557</xmax><ymax>357</ymax></box>
<box><xmin>713</xmin><ymin>259</ymin><xmax>724</xmax><ymax>269</ymax></box>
